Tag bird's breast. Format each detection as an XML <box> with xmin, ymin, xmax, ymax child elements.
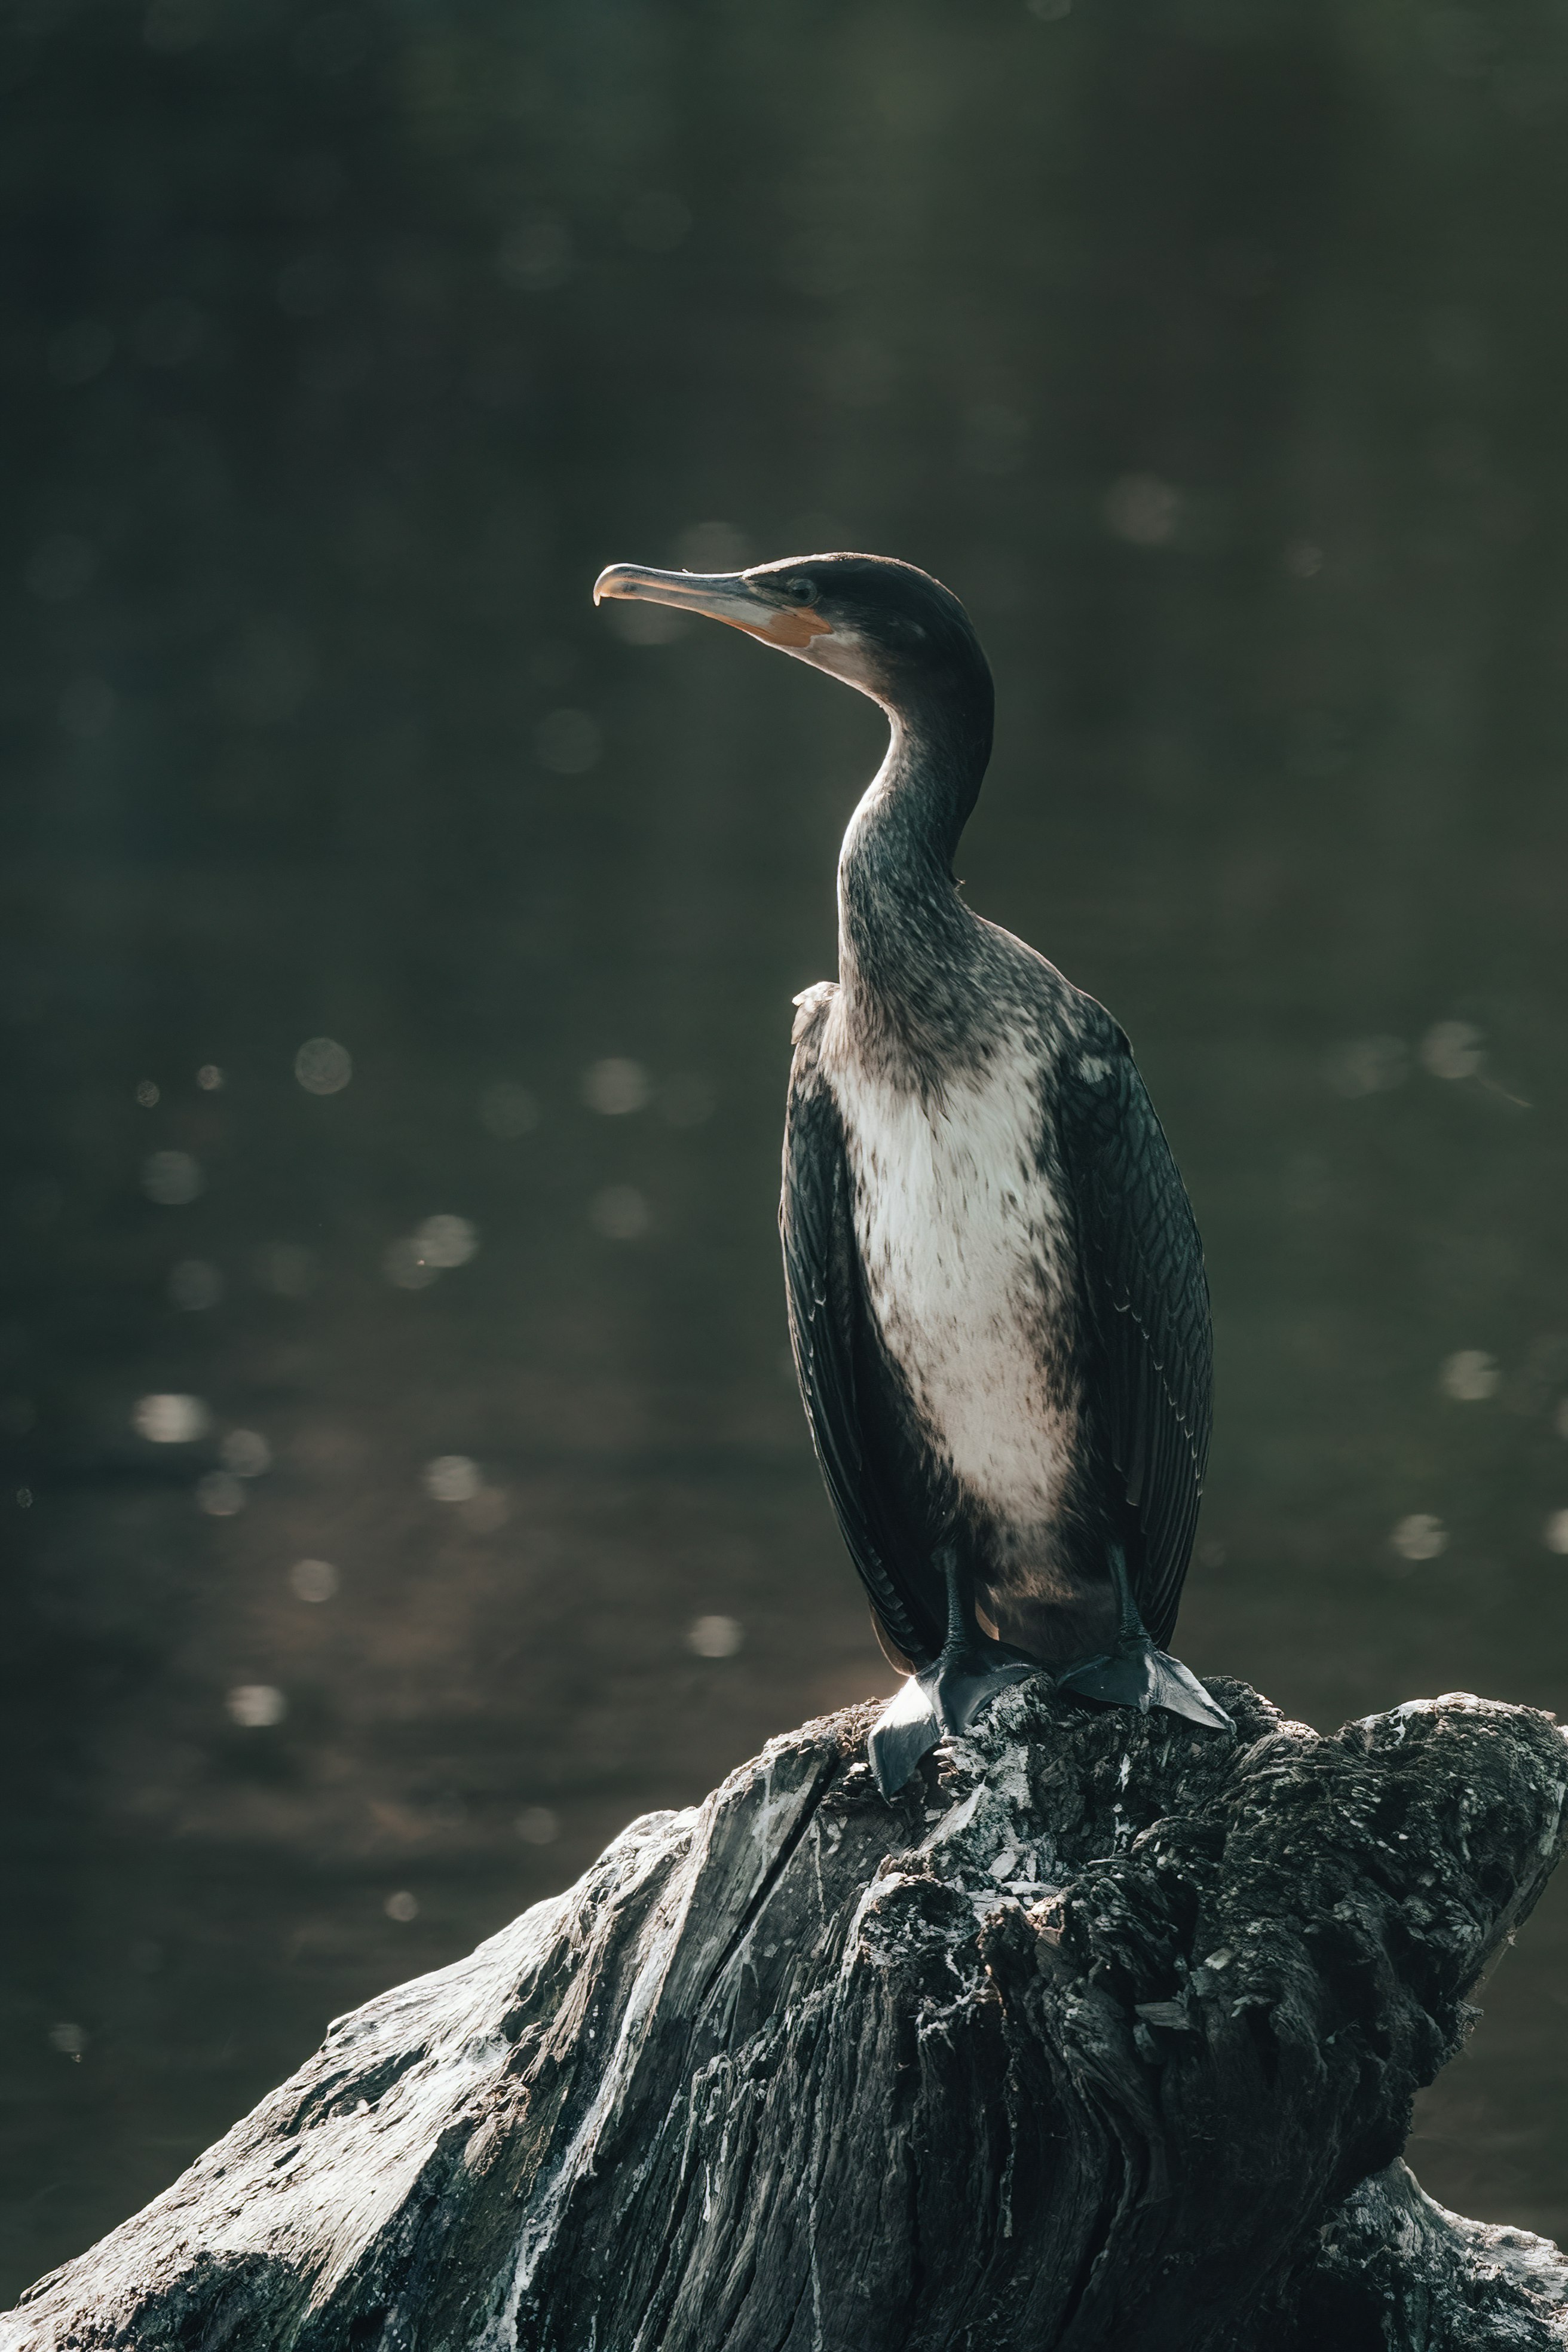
<box><xmin>828</xmin><ymin>1033</ymin><xmax>1080</xmax><ymax>1528</ymax></box>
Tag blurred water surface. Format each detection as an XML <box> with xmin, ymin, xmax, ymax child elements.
<box><xmin>4</xmin><ymin>0</ymin><xmax>1568</xmax><ymax>2299</ymax></box>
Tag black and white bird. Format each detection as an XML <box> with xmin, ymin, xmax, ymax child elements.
<box><xmin>594</xmin><ymin>551</ymin><xmax>1230</xmax><ymax>1795</ymax></box>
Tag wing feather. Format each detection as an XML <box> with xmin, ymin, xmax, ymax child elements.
<box><xmin>1057</xmin><ymin>1027</ymin><xmax>1212</xmax><ymax>1647</ymax></box>
<box><xmin>779</xmin><ymin>986</ymin><xmax>945</xmax><ymax>1667</ymax></box>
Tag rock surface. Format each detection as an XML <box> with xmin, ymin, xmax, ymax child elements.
<box><xmin>6</xmin><ymin>1676</ymin><xmax>1568</xmax><ymax>2350</ymax></box>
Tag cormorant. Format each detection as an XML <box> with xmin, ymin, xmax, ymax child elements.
<box><xmin>594</xmin><ymin>551</ymin><xmax>1230</xmax><ymax>1795</ymax></box>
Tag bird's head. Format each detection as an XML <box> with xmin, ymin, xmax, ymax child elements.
<box><xmin>592</xmin><ymin>551</ymin><xmax>989</xmax><ymax>721</ymax></box>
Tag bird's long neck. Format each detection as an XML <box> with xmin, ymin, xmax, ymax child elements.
<box><xmin>837</xmin><ymin>676</ymin><xmax>993</xmax><ymax>1065</ymax></box>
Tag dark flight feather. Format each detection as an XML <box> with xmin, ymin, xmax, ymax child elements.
<box><xmin>1055</xmin><ymin>1022</ymin><xmax>1212</xmax><ymax>1648</ymax></box>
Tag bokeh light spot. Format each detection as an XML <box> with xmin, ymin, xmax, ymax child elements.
<box><xmin>1325</xmin><ymin>1036</ymin><xmax>1407</xmax><ymax>1097</ymax></box>
<box><xmin>415</xmin><ymin>1214</ymin><xmax>477</xmax><ymax>1268</ymax></box>
<box><xmin>590</xmin><ymin>1184</ymin><xmax>650</xmax><ymax>1241</ymax></box>
<box><xmin>133</xmin><ymin>1392</ymin><xmax>210</xmax><ymax>1444</ymax></box>
<box><xmin>196</xmin><ymin>1064</ymin><xmax>223</xmax><ymax>1091</ymax></box>
<box><xmin>221</xmin><ymin>1429</ymin><xmax>272</xmax><ymax>1477</ymax></box>
<box><xmin>687</xmin><ymin>1613</ymin><xmax>744</xmax><ymax>1658</ymax></box>
<box><xmin>1104</xmin><ymin>474</ymin><xmax>1181</xmax><ymax>547</ymax></box>
<box><xmin>424</xmin><ymin>1453</ymin><xmax>483</xmax><ymax>1503</ymax></box>
<box><xmin>581</xmin><ymin>1058</ymin><xmax>650</xmax><ymax>1116</ymax></box>
<box><xmin>197</xmin><ymin>1470</ymin><xmax>247</xmax><ymax>1517</ymax></box>
<box><xmin>384</xmin><ymin>1889</ymin><xmax>419</xmax><ymax>1922</ymax></box>
<box><xmin>1391</xmin><ymin>1514</ymin><xmax>1448</xmax><ymax>1563</ymax></box>
<box><xmin>516</xmin><ymin>1805</ymin><xmax>559</xmax><ymax>1845</ymax></box>
<box><xmin>1440</xmin><ymin>1350</ymin><xmax>1499</xmax><ymax>1402</ymax></box>
<box><xmin>1544</xmin><ymin>1511</ymin><xmax>1568</xmax><ymax>1557</ymax></box>
<box><xmin>384</xmin><ymin>1236</ymin><xmax>439</xmax><ymax>1290</ymax></box>
<box><xmin>169</xmin><ymin>1259</ymin><xmax>224</xmax><ymax>1311</ymax></box>
<box><xmin>289</xmin><ymin>1557</ymin><xmax>339</xmax><ymax>1601</ymax></box>
<box><xmin>226</xmin><ymin>1684</ymin><xmax>287</xmax><ymax>1728</ymax></box>
<box><xmin>143</xmin><ymin>1150</ymin><xmax>204</xmax><ymax>1205</ymax></box>
<box><xmin>1420</xmin><ymin>1020</ymin><xmax>1485</xmax><ymax>1080</ymax></box>
<box><xmin>295</xmin><ymin>1036</ymin><xmax>352</xmax><ymax>1094</ymax></box>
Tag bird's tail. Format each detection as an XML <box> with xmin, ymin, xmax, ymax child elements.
<box><xmin>1055</xmin><ymin>1639</ymin><xmax>1232</xmax><ymax>1732</ymax></box>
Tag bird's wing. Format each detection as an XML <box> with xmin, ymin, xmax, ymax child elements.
<box><xmin>779</xmin><ymin>984</ymin><xmax>946</xmax><ymax>1668</ymax></box>
<box><xmin>1056</xmin><ymin>1022</ymin><xmax>1212</xmax><ymax>1649</ymax></box>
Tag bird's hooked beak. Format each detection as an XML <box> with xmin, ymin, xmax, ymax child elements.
<box><xmin>592</xmin><ymin>563</ymin><xmax>834</xmax><ymax>651</ymax></box>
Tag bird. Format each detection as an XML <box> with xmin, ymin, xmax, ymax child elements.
<box><xmin>593</xmin><ymin>549</ymin><xmax>1231</xmax><ymax>1796</ymax></box>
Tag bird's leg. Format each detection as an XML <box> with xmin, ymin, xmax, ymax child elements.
<box><xmin>921</xmin><ymin>1544</ymin><xmax>1039</xmax><ymax>1736</ymax></box>
<box><xmin>1108</xmin><ymin>1541</ymin><xmax>1144</xmax><ymax>1649</ymax></box>
<box><xmin>866</xmin><ymin>1545</ymin><xmax>1038</xmax><ymax>1799</ymax></box>
<box><xmin>1054</xmin><ymin>1544</ymin><xmax>1232</xmax><ymax>1732</ymax></box>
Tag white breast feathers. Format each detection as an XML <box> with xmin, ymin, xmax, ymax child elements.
<box><xmin>830</xmin><ymin>1031</ymin><xmax>1078</xmax><ymax>1536</ymax></box>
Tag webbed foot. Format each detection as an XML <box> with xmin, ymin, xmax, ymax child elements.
<box><xmin>868</xmin><ymin>1642</ymin><xmax>1040</xmax><ymax>1798</ymax></box>
<box><xmin>1055</xmin><ymin>1639</ymin><xmax>1232</xmax><ymax>1732</ymax></box>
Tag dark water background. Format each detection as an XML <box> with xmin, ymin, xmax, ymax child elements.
<box><xmin>4</xmin><ymin>0</ymin><xmax>1568</xmax><ymax>2302</ymax></box>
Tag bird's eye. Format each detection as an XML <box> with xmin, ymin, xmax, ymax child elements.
<box><xmin>781</xmin><ymin>576</ymin><xmax>819</xmax><ymax>605</ymax></box>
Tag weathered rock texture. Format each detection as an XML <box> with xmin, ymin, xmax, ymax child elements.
<box><xmin>7</xmin><ymin>1677</ymin><xmax>1568</xmax><ymax>2351</ymax></box>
